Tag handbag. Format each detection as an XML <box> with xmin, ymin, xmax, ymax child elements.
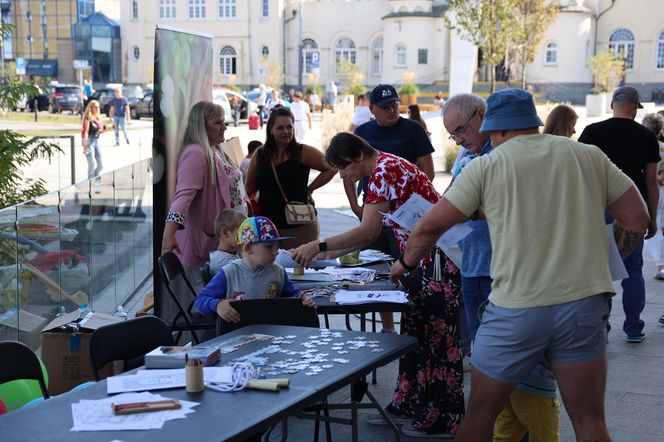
<box><xmin>270</xmin><ymin>160</ymin><xmax>316</xmax><ymax>225</ymax></box>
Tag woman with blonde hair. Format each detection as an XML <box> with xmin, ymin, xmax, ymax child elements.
<box><xmin>81</xmin><ymin>99</ymin><xmax>106</xmax><ymax>179</ymax></box>
<box><xmin>161</xmin><ymin>101</ymin><xmax>249</xmax><ymax>290</ymax></box>
<box><xmin>543</xmin><ymin>104</ymin><xmax>578</xmax><ymax>137</ymax></box>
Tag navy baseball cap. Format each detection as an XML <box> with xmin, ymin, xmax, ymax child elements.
<box><xmin>370</xmin><ymin>84</ymin><xmax>400</xmax><ymax>106</ymax></box>
<box><xmin>479</xmin><ymin>88</ymin><xmax>543</xmax><ymax>133</ymax></box>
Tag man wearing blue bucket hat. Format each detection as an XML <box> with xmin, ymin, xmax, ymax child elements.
<box><xmin>195</xmin><ymin>216</ymin><xmax>315</xmax><ymax>322</ymax></box>
<box><xmin>390</xmin><ymin>88</ymin><xmax>650</xmax><ymax>441</ymax></box>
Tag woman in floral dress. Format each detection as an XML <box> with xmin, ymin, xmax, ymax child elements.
<box><xmin>292</xmin><ymin>132</ymin><xmax>464</xmax><ymax>437</ymax></box>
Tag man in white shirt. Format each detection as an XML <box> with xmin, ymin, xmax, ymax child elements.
<box><xmin>290</xmin><ymin>91</ymin><xmax>312</xmax><ymax>142</ymax></box>
<box><xmin>348</xmin><ymin>93</ymin><xmax>373</xmax><ymax>132</ymax></box>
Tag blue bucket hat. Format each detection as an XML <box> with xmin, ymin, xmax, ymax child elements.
<box><xmin>479</xmin><ymin>88</ymin><xmax>543</xmax><ymax>133</ymax></box>
<box><xmin>236</xmin><ymin>216</ymin><xmax>293</xmax><ymax>245</ymax></box>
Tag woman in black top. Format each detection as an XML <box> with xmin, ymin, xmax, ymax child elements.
<box><xmin>245</xmin><ymin>107</ymin><xmax>336</xmax><ymax>249</ymax></box>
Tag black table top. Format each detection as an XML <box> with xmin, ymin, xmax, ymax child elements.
<box><xmin>0</xmin><ymin>324</ymin><xmax>416</xmax><ymax>442</ymax></box>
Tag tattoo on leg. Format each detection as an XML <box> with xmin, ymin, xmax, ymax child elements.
<box><xmin>613</xmin><ymin>223</ymin><xmax>642</xmax><ymax>258</ymax></box>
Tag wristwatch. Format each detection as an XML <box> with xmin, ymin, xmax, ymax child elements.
<box><xmin>318</xmin><ymin>240</ymin><xmax>328</xmax><ymax>252</ymax></box>
<box><xmin>398</xmin><ymin>254</ymin><xmax>416</xmax><ymax>271</ymax></box>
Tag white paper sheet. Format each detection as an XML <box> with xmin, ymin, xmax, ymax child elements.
<box><xmin>645</xmin><ymin>228</ymin><xmax>664</xmax><ymax>265</ymax></box>
<box><xmin>107</xmin><ymin>367</ymin><xmax>234</xmax><ymax>394</ymax></box>
<box><xmin>335</xmin><ymin>290</ymin><xmax>407</xmax><ymax>305</ymax></box>
<box><xmin>322</xmin><ymin>267</ymin><xmax>376</xmax><ymax>282</ymax></box>
<box><xmin>386</xmin><ymin>193</ymin><xmax>472</xmax><ymax>257</ymax></box>
<box><xmin>276</xmin><ymin>249</ymin><xmax>338</xmax><ymax>269</ymax></box>
<box><xmin>606</xmin><ymin>225</ymin><xmax>629</xmax><ymax>281</ymax></box>
<box><xmin>70</xmin><ymin>392</ymin><xmax>199</xmax><ymax>432</ymax></box>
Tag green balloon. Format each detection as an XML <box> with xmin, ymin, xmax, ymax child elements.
<box><xmin>0</xmin><ymin>356</ymin><xmax>49</xmax><ymax>411</ymax></box>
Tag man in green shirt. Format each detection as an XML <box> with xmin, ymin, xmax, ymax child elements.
<box><xmin>391</xmin><ymin>89</ymin><xmax>650</xmax><ymax>441</ymax></box>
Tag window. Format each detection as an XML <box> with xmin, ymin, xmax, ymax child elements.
<box><xmin>260</xmin><ymin>45</ymin><xmax>269</xmax><ymax>59</ymax></box>
<box><xmin>335</xmin><ymin>38</ymin><xmax>356</xmax><ymax>71</ymax></box>
<box><xmin>302</xmin><ymin>38</ymin><xmax>318</xmax><ymax>74</ymax></box>
<box><xmin>131</xmin><ymin>0</ymin><xmax>138</xmax><ymax>20</ymax></box>
<box><xmin>132</xmin><ymin>46</ymin><xmax>140</xmax><ymax>61</ymax></box>
<box><xmin>77</xmin><ymin>0</ymin><xmax>94</xmax><ymax>20</ymax></box>
<box><xmin>218</xmin><ymin>0</ymin><xmax>236</xmax><ymax>18</ymax></box>
<box><xmin>219</xmin><ymin>46</ymin><xmax>237</xmax><ymax>75</ymax></box>
<box><xmin>609</xmin><ymin>28</ymin><xmax>635</xmax><ymax>69</ymax></box>
<box><xmin>262</xmin><ymin>0</ymin><xmax>269</xmax><ymax>17</ymax></box>
<box><xmin>189</xmin><ymin>0</ymin><xmax>206</xmax><ymax>19</ymax></box>
<box><xmin>372</xmin><ymin>36</ymin><xmax>383</xmax><ymax>75</ymax></box>
<box><xmin>544</xmin><ymin>42</ymin><xmax>557</xmax><ymax>64</ymax></box>
<box><xmin>395</xmin><ymin>45</ymin><xmax>406</xmax><ymax>67</ymax></box>
<box><xmin>657</xmin><ymin>31</ymin><xmax>664</xmax><ymax>70</ymax></box>
<box><xmin>159</xmin><ymin>0</ymin><xmax>176</xmax><ymax>19</ymax></box>
<box><xmin>418</xmin><ymin>49</ymin><xmax>428</xmax><ymax>65</ymax></box>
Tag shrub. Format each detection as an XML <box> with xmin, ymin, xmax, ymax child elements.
<box><xmin>398</xmin><ymin>83</ymin><xmax>420</xmax><ymax>96</ymax></box>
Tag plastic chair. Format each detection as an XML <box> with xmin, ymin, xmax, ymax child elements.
<box><xmin>0</xmin><ymin>341</ymin><xmax>49</xmax><ymax>400</ymax></box>
<box><xmin>216</xmin><ymin>298</ymin><xmax>330</xmax><ymax>442</ymax></box>
<box><xmin>88</xmin><ymin>316</ymin><xmax>175</xmax><ymax>381</ymax></box>
<box><xmin>157</xmin><ymin>252</ymin><xmax>216</xmax><ymax>345</ymax></box>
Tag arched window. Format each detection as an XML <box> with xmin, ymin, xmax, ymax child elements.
<box><xmin>544</xmin><ymin>42</ymin><xmax>557</xmax><ymax>64</ymax></box>
<box><xmin>657</xmin><ymin>31</ymin><xmax>664</xmax><ymax>70</ymax></box>
<box><xmin>609</xmin><ymin>28</ymin><xmax>635</xmax><ymax>69</ymax></box>
<box><xmin>394</xmin><ymin>44</ymin><xmax>406</xmax><ymax>67</ymax></box>
<box><xmin>218</xmin><ymin>0</ymin><xmax>236</xmax><ymax>18</ymax></box>
<box><xmin>372</xmin><ymin>36</ymin><xmax>383</xmax><ymax>76</ymax></box>
<box><xmin>188</xmin><ymin>0</ymin><xmax>206</xmax><ymax>19</ymax></box>
<box><xmin>335</xmin><ymin>38</ymin><xmax>356</xmax><ymax>71</ymax></box>
<box><xmin>219</xmin><ymin>46</ymin><xmax>236</xmax><ymax>75</ymax></box>
<box><xmin>302</xmin><ymin>38</ymin><xmax>318</xmax><ymax>74</ymax></box>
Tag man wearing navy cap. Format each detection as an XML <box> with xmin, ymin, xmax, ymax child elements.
<box><xmin>579</xmin><ymin>85</ymin><xmax>661</xmax><ymax>344</ymax></box>
<box><xmin>391</xmin><ymin>88</ymin><xmax>650</xmax><ymax>441</ymax></box>
<box><xmin>343</xmin><ymin>83</ymin><xmax>435</xmax><ymax>334</ymax></box>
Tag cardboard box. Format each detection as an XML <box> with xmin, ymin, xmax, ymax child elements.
<box><xmin>41</xmin><ymin>309</ymin><xmax>120</xmax><ymax>395</ymax></box>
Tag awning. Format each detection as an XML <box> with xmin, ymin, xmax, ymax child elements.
<box><xmin>26</xmin><ymin>59</ymin><xmax>58</xmax><ymax>77</ymax></box>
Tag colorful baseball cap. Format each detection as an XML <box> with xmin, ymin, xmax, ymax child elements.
<box><xmin>236</xmin><ymin>216</ymin><xmax>293</xmax><ymax>245</ymax></box>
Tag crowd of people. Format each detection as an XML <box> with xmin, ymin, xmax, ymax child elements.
<box><xmin>159</xmin><ymin>82</ymin><xmax>662</xmax><ymax>440</ymax></box>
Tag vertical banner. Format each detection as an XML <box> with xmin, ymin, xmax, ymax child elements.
<box><xmin>153</xmin><ymin>26</ymin><xmax>213</xmax><ymax>318</ymax></box>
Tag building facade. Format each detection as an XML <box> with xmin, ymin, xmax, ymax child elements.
<box><xmin>22</xmin><ymin>0</ymin><xmax>663</xmax><ymax>103</ymax></box>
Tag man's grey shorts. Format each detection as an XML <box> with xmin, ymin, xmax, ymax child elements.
<box><xmin>470</xmin><ymin>293</ymin><xmax>610</xmax><ymax>383</ymax></box>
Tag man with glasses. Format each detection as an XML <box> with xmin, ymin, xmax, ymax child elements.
<box><xmin>342</xmin><ymin>83</ymin><xmax>434</xmax><ymax>334</ymax></box>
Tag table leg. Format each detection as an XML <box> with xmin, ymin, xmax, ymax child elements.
<box><xmin>324</xmin><ymin>312</ymin><xmax>330</xmax><ymax>329</ymax></box>
<box><xmin>365</xmin><ymin>389</ymin><xmax>400</xmax><ymax>441</ymax></box>
<box><xmin>345</xmin><ymin>313</ymin><xmax>353</xmax><ymax>331</ymax></box>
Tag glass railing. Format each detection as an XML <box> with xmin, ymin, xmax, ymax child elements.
<box><xmin>0</xmin><ymin>158</ymin><xmax>153</xmax><ymax>350</ymax></box>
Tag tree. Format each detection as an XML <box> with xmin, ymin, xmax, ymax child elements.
<box><xmin>445</xmin><ymin>0</ymin><xmax>515</xmax><ymax>92</ymax></box>
<box><xmin>335</xmin><ymin>60</ymin><xmax>365</xmax><ymax>95</ymax></box>
<box><xmin>587</xmin><ymin>50</ymin><xmax>624</xmax><ymax>94</ymax></box>
<box><xmin>0</xmin><ymin>23</ymin><xmax>60</xmax><ymax>208</ymax></box>
<box><xmin>506</xmin><ymin>0</ymin><xmax>559</xmax><ymax>89</ymax></box>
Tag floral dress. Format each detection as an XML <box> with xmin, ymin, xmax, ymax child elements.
<box><xmin>364</xmin><ymin>152</ymin><xmax>465</xmax><ymax>434</ymax></box>
<box><xmin>215</xmin><ymin>150</ymin><xmax>249</xmax><ymax>215</ymax></box>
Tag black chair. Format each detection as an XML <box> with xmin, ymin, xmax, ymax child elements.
<box><xmin>158</xmin><ymin>252</ymin><xmax>216</xmax><ymax>345</ymax></box>
<box><xmin>216</xmin><ymin>298</ymin><xmax>330</xmax><ymax>442</ymax></box>
<box><xmin>89</xmin><ymin>315</ymin><xmax>175</xmax><ymax>381</ymax></box>
<box><xmin>0</xmin><ymin>341</ymin><xmax>49</xmax><ymax>399</ymax></box>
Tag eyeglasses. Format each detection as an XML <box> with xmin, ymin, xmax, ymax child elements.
<box><xmin>448</xmin><ymin>109</ymin><xmax>478</xmax><ymax>141</ymax></box>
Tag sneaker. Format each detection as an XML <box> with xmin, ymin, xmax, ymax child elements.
<box><xmin>366</xmin><ymin>411</ymin><xmax>413</xmax><ymax>426</ymax></box>
<box><xmin>654</xmin><ymin>270</ymin><xmax>664</xmax><ymax>280</ymax></box>
<box><xmin>658</xmin><ymin>315</ymin><xmax>664</xmax><ymax>325</ymax></box>
<box><xmin>626</xmin><ymin>333</ymin><xmax>645</xmax><ymax>343</ymax></box>
<box><xmin>400</xmin><ymin>423</ymin><xmax>454</xmax><ymax>439</ymax></box>
<box><xmin>125</xmin><ymin>138</ymin><xmax>130</xmax><ymax>145</ymax></box>
<box><xmin>114</xmin><ymin>142</ymin><xmax>120</xmax><ymax>147</ymax></box>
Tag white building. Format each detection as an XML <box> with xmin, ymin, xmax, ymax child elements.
<box><xmin>118</xmin><ymin>0</ymin><xmax>664</xmax><ymax>103</ymax></box>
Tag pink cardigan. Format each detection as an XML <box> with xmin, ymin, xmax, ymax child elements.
<box><xmin>169</xmin><ymin>144</ymin><xmax>231</xmax><ymax>267</ymax></box>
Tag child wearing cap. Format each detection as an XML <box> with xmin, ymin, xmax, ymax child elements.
<box><xmin>209</xmin><ymin>209</ymin><xmax>247</xmax><ymax>276</ymax></box>
<box><xmin>195</xmin><ymin>216</ymin><xmax>315</xmax><ymax>322</ymax></box>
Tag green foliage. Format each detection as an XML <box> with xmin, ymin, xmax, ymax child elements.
<box><xmin>336</xmin><ymin>60</ymin><xmax>365</xmax><ymax>94</ymax></box>
<box><xmin>587</xmin><ymin>50</ymin><xmax>624</xmax><ymax>94</ymax></box>
<box><xmin>305</xmin><ymin>84</ymin><xmax>323</xmax><ymax>95</ymax></box>
<box><xmin>444</xmin><ymin>143</ymin><xmax>461</xmax><ymax>173</ymax></box>
<box><xmin>398</xmin><ymin>83</ymin><xmax>420</xmax><ymax>95</ymax></box>
<box><xmin>346</xmin><ymin>84</ymin><xmax>368</xmax><ymax>96</ymax></box>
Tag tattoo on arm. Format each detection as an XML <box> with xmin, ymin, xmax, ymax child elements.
<box><xmin>613</xmin><ymin>223</ymin><xmax>642</xmax><ymax>258</ymax></box>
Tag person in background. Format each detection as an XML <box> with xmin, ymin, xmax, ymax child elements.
<box><xmin>161</xmin><ymin>101</ymin><xmax>249</xmax><ymax>292</ymax></box>
<box><xmin>290</xmin><ymin>91</ymin><xmax>312</xmax><ymax>142</ymax></box>
<box><xmin>253</xmin><ymin>84</ymin><xmax>267</xmax><ymax>128</ymax></box>
<box><xmin>245</xmin><ymin>107</ymin><xmax>335</xmax><ymax>249</ymax></box>
<box><xmin>641</xmin><ymin>113</ymin><xmax>664</xmax><ymax>283</ymax></box>
<box><xmin>265</xmin><ymin>90</ymin><xmax>283</xmax><ymax>116</ymax></box>
<box><xmin>292</xmin><ymin>132</ymin><xmax>464</xmax><ymax>438</ymax></box>
<box><xmin>209</xmin><ymin>209</ymin><xmax>247</xmax><ymax>276</ymax></box>
<box><xmin>407</xmin><ymin>104</ymin><xmax>429</xmax><ymax>136</ymax></box>
<box><xmin>240</xmin><ymin>140</ymin><xmax>262</xmax><ymax>180</ymax></box>
<box><xmin>81</xmin><ymin>99</ymin><xmax>106</xmax><ymax>180</ymax></box>
<box><xmin>433</xmin><ymin>92</ymin><xmax>445</xmax><ymax>117</ymax></box>
<box><xmin>578</xmin><ymin>86</ymin><xmax>660</xmax><ymax>343</ymax></box>
<box><xmin>108</xmin><ymin>87</ymin><xmax>130</xmax><ymax>146</ymax></box>
<box><xmin>348</xmin><ymin>93</ymin><xmax>372</xmax><ymax>132</ymax></box>
<box><xmin>325</xmin><ymin>80</ymin><xmax>338</xmax><ymax>110</ymax></box>
<box><xmin>82</xmin><ymin>79</ymin><xmax>95</xmax><ymax>109</ymax></box>
<box><xmin>195</xmin><ymin>216</ymin><xmax>315</xmax><ymax>322</ymax></box>
<box><xmin>309</xmin><ymin>90</ymin><xmax>321</xmax><ymax>113</ymax></box>
<box><xmin>543</xmin><ymin>104</ymin><xmax>578</xmax><ymax>137</ymax></box>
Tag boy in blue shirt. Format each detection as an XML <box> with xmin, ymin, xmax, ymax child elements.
<box><xmin>195</xmin><ymin>216</ymin><xmax>315</xmax><ymax>323</ymax></box>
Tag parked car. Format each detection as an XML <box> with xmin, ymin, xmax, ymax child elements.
<box><xmin>48</xmin><ymin>84</ymin><xmax>83</xmax><ymax>114</ymax></box>
<box><xmin>24</xmin><ymin>86</ymin><xmax>49</xmax><ymax>112</ymax></box>
<box><xmin>91</xmin><ymin>85</ymin><xmax>143</xmax><ymax>116</ymax></box>
<box><xmin>129</xmin><ymin>91</ymin><xmax>153</xmax><ymax>119</ymax></box>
